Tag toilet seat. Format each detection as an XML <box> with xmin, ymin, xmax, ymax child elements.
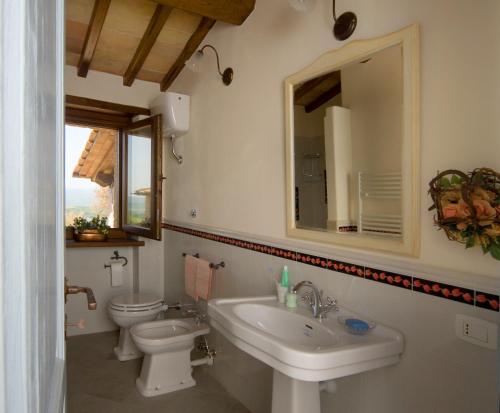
<box><xmin>107</xmin><ymin>293</ymin><xmax>166</xmax><ymax>361</ymax></box>
<box><xmin>109</xmin><ymin>302</ymin><xmax>164</xmax><ymax>313</ymax></box>
<box><xmin>109</xmin><ymin>293</ymin><xmax>163</xmax><ymax>309</ymax></box>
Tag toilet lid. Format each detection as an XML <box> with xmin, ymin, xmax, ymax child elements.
<box><xmin>110</xmin><ymin>293</ymin><xmax>162</xmax><ymax>309</ymax></box>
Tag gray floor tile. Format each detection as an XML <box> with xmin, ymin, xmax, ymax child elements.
<box><xmin>66</xmin><ymin>331</ymin><xmax>251</xmax><ymax>413</ymax></box>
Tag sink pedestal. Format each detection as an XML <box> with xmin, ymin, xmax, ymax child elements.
<box><xmin>272</xmin><ymin>370</ymin><xmax>321</xmax><ymax>413</ymax></box>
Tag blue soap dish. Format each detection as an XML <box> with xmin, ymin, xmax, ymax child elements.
<box><xmin>338</xmin><ymin>316</ymin><xmax>376</xmax><ymax>335</ymax></box>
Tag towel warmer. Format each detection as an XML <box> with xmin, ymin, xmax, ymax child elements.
<box><xmin>358</xmin><ymin>172</ymin><xmax>402</xmax><ymax>237</ymax></box>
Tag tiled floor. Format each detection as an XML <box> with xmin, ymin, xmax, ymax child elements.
<box><xmin>66</xmin><ymin>331</ymin><xmax>251</xmax><ymax>413</ymax></box>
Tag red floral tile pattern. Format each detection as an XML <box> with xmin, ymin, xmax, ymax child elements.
<box><xmin>272</xmin><ymin>250</ymin><xmax>364</xmax><ymax>277</ymax></box>
<box><xmin>365</xmin><ymin>268</ymin><xmax>412</xmax><ymax>289</ymax></box>
<box><xmin>413</xmin><ymin>278</ymin><xmax>474</xmax><ymax>306</ymax></box>
<box><xmin>162</xmin><ymin>223</ymin><xmax>498</xmax><ymax>312</ymax></box>
<box><xmin>475</xmin><ymin>291</ymin><xmax>500</xmax><ymax>312</ymax></box>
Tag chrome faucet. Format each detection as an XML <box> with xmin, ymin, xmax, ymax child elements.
<box><xmin>293</xmin><ymin>281</ymin><xmax>337</xmax><ymax>319</ymax></box>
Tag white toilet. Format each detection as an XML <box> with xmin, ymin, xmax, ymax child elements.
<box><xmin>107</xmin><ymin>293</ymin><xmax>166</xmax><ymax>361</ymax></box>
<box><xmin>130</xmin><ymin>317</ymin><xmax>210</xmax><ymax>397</ymax></box>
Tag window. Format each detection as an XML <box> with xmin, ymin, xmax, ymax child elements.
<box><xmin>122</xmin><ymin>116</ymin><xmax>162</xmax><ymax>240</ymax></box>
<box><xmin>65</xmin><ymin>125</ymin><xmax>121</xmax><ymax>227</ymax></box>
<box><xmin>64</xmin><ymin>95</ymin><xmax>163</xmax><ymax>241</ymax></box>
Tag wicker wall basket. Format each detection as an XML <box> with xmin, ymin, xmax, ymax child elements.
<box><xmin>428</xmin><ymin>168</ymin><xmax>500</xmax><ymax>260</ymax></box>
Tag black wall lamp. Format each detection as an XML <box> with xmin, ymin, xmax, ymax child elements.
<box><xmin>332</xmin><ymin>0</ymin><xmax>357</xmax><ymax>41</ymax></box>
<box><xmin>186</xmin><ymin>44</ymin><xmax>233</xmax><ymax>86</ymax></box>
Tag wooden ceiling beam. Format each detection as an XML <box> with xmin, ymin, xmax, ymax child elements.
<box><xmin>151</xmin><ymin>0</ymin><xmax>255</xmax><ymax>25</ymax></box>
<box><xmin>160</xmin><ymin>17</ymin><xmax>215</xmax><ymax>91</ymax></box>
<box><xmin>294</xmin><ymin>73</ymin><xmax>336</xmax><ymax>102</ymax></box>
<box><xmin>123</xmin><ymin>5</ymin><xmax>173</xmax><ymax>87</ymax></box>
<box><xmin>65</xmin><ymin>95</ymin><xmax>151</xmax><ymax>116</ymax></box>
<box><xmin>305</xmin><ymin>83</ymin><xmax>342</xmax><ymax>113</ymax></box>
<box><xmin>77</xmin><ymin>0</ymin><xmax>112</xmax><ymax>78</ymax></box>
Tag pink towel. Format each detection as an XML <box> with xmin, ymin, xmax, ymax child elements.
<box><xmin>195</xmin><ymin>258</ymin><xmax>214</xmax><ymax>301</ymax></box>
<box><xmin>184</xmin><ymin>255</ymin><xmax>198</xmax><ymax>300</ymax></box>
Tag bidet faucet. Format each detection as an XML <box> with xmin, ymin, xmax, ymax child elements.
<box><xmin>65</xmin><ymin>278</ymin><xmax>97</xmax><ymax>310</ymax></box>
<box><xmin>293</xmin><ymin>281</ymin><xmax>337</xmax><ymax>319</ymax></box>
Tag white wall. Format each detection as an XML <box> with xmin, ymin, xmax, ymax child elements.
<box><xmin>342</xmin><ymin>44</ymin><xmax>403</xmax><ymax>175</ymax></box>
<box><xmin>65</xmin><ymin>67</ymin><xmax>165</xmax><ymax>336</ymax></box>
<box><xmin>165</xmin><ymin>0</ymin><xmax>500</xmax><ymax>280</ymax></box>
<box><xmin>65</xmin><ymin>65</ymin><xmax>160</xmax><ymax>107</ymax></box>
<box><xmin>164</xmin><ymin>228</ymin><xmax>499</xmax><ymax>413</ymax></box>
<box><xmin>161</xmin><ymin>0</ymin><xmax>500</xmax><ymax>412</ymax></box>
<box><xmin>65</xmin><ymin>247</ymin><xmax>134</xmax><ymax>335</ymax></box>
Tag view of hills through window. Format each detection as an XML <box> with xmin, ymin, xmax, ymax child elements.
<box><xmin>65</xmin><ymin>125</ymin><xmax>119</xmax><ymax>227</ymax></box>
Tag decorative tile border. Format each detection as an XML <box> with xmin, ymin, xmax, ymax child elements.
<box><xmin>365</xmin><ymin>268</ymin><xmax>412</xmax><ymax>290</ymax></box>
<box><xmin>413</xmin><ymin>278</ymin><xmax>474</xmax><ymax>305</ymax></box>
<box><xmin>162</xmin><ymin>223</ymin><xmax>499</xmax><ymax>312</ymax></box>
<box><xmin>475</xmin><ymin>291</ymin><xmax>499</xmax><ymax>312</ymax></box>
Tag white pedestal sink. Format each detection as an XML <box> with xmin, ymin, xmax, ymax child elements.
<box><xmin>208</xmin><ymin>296</ymin><xmax>404</xmax><ymax>413</ymax></box>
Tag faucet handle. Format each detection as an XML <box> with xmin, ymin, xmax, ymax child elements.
<box><xmin>318</xmin><ymin>296</ymin><xmax>338</xmax><ymax>319</ymax></box>
<box><xmin>195</xmin><ymin>313</ymin><xmax>207</xmax><ymax>326</ymax></box>
<box><xmin>65</xmin><ymin>319</ymin><xmax>86</xmax><ymax>330</ymax></box>
<box><xmin>301</xmin><ymin>291</ymin><xmax>314</xmax><ymax>307</ymax></box>
<box><xmin>323</xmin><ymin>296</ymin><xmax>338</xmax><ymax>311</ymax></box>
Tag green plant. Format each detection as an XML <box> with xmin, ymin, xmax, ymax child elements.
<box><xmin>73</xmin><ymin>215</ymin><xmax>110</xmax><ymax>236</ymax></box>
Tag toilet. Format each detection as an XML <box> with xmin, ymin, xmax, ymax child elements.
<box><xmin>107</xmin><ymin>293</ymin><xmax>167</xmax><ymax>361</ymax></box>
<box><xmin>130</xmin><ymin>317</ymin><xmax>210</xmax><ymax>397</ymax></box>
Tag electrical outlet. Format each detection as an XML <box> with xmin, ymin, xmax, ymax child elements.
<box><xmin>456</xmin><ymin>315</ymin><xmax>497</xmax><ymax>350</ymax></box>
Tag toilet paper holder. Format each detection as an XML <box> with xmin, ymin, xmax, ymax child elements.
<box><xmin>104</xmin><ymin>250</ymin><xmax>128</xmax><ymax>269</ymax></box>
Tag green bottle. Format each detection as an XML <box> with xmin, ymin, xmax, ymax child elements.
<box><xmin>281</xmin><ymin>265</ymin><xmax>289</xmax><ymax>287</ymax></box>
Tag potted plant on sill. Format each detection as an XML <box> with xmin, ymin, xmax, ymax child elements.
<box><xmin>73</xmin><ymin>215</ymin><xmax>110</xmax><ymax>242</ymax></box>
<box><xmin>65</xmin><ymin>225</ymin><xmax>75</xmax><ymax>241</ymax></box>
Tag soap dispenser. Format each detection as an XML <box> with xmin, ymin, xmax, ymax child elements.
<box><xmin>276</xmin><ymin>265</ymin><xmax>289</xmax><ymax>304</ymax></box>
<box><xmin>286</xmin><ymin>284</ymin><xmax>298</xmax><ymax>309</ymax></box>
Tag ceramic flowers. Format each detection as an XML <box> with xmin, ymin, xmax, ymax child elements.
<box><xmin>429</xmin><ymin>168</ymin><xmax>500</xmax><ymax>260</ymax></box>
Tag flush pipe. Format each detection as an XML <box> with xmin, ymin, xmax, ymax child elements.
<box><xmin>191</xmin><ymin>356</ymin><xmax>214</xmax><ymax>367</ymax></box>
<box><xmin>191</xmin><ymin>335</ymin><xmax>216</xmax><ymax>367</ymax></box>
<box><xmin>170</xmin><ymin>134</ymin><xmax>183</xmax><ymax>164</ymax></box>
<box><xmin>319</xmin><ymin>379</ymin><xmax>337</xmax><ymax>394</ymax></box>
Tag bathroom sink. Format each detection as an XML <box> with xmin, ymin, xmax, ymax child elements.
<box><xmin>233</xmin><ymin>303</ymin><xmax>338</xmax><ymax>349</ymax></box>
<box><xmin>208</xmin><ymin>296</ymin><xmax>404</xmax><ymax>382</ymax></box>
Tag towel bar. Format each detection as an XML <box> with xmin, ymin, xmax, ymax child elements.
<box><xmin>182</xmin><ymin>252</ymin><xmax>225</xmax><ymax>270</ymax></box>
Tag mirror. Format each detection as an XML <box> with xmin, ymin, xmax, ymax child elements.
<box><xmin>122</xmin><ymin>115</ymin><xmax>162</xmax><ymax>240</ymax></box>
<box><xmin>285</xmin><ymin>25</ymin><xmax>420</xmax><ymax>256</ymax></box>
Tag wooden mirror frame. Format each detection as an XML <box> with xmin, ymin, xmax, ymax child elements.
<box><xmin>284</xmin><ymin>24</ymin><xmax>420</xmax><ymax>257</ymax></box>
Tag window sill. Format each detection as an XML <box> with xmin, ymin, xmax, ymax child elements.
<box><xmin>66</xmin><ymin>239</ymin><xmax>145</xmax><ymax>248</ymax></box>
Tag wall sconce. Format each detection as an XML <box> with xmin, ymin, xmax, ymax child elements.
<box><xmin>287</xmin><ymin>0</ymin><xmax>357</xmax><ymax>41</ymax></box>
<box><xmin>185</xmin><ymin>44</ymin><xmax>233</xmax><ymax>86</ymax></box>
<box><xmin>332</xmin><ymin>0</ymin><xmax>357</xmax><ymax>41</ymax></box>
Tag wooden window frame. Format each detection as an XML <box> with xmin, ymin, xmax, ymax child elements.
<box><xmin>64</xmin><ymin>96</ymin><xmax>163</xmax><ymax>241</ymax></box>
<box><xmin>121</xmin><ymin>116</ymin><xmax>162</xmax><ymax>240</ymax></box>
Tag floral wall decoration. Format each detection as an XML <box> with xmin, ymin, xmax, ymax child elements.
<box><xmin>429</xmin><ymin>168</ymin><xmax>500</xmax><ymax>260</ymax></box>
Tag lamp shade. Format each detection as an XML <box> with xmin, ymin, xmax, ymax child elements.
<box><xmin>185</xmin><ymin>50</ymin><xmax>204</xmax><ymax>73</ymax></box>
<box><xmin>289</xmin><ymin>0</ymin><xmax>316</xmax><ymax>12</ymax></box>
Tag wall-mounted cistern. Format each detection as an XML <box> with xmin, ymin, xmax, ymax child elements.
<box><xmin>65</xmin><ymin>278</ymin><xmax>97</xmax><ymax>310</ymax></box>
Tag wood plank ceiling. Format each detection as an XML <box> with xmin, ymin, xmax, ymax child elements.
<box><xmin>66</xmin><ymin>0</ymin><xmax>255</xmax><ymax>91</ymax></box>
<box><xmin>294</xmin><ymin>71</ymin><xmax>342</xmax><ymax>113</ymax></box>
